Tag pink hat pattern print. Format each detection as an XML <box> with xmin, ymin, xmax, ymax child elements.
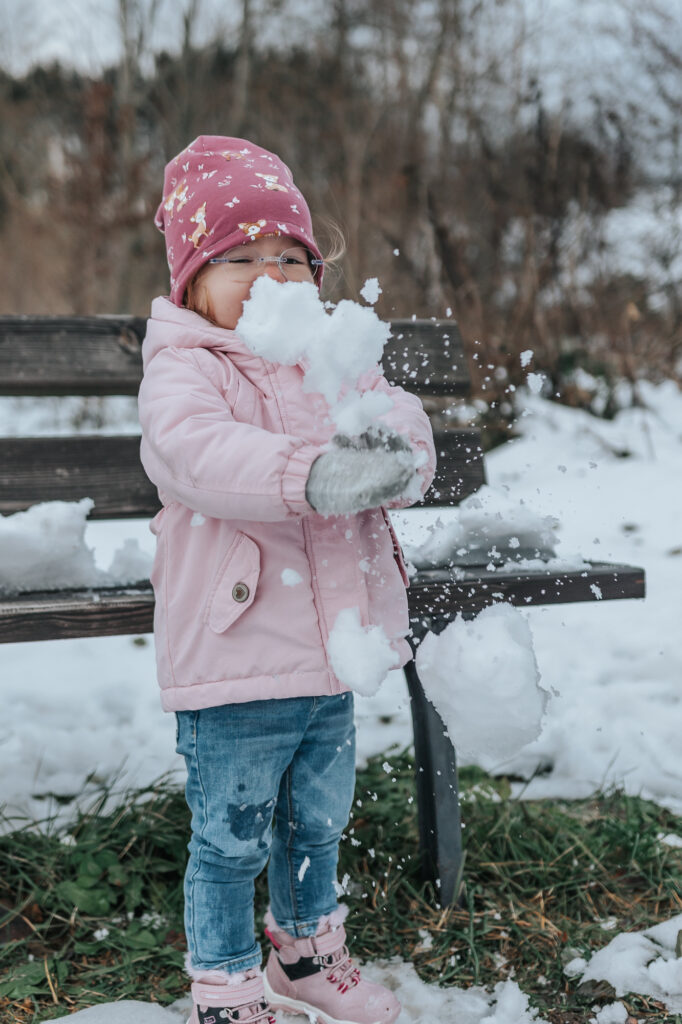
<box><xmin>155</xmin><ymin>136</ymin><xmax>322</xmax><ymax>305</ymax></box>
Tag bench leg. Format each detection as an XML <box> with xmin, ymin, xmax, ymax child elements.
<box><xmin>403</xmin><ymin>657</ymin><xmax>464</xmax><ymax>906</ymax></box>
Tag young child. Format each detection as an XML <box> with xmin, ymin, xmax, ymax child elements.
<box><xmin>139</xmin><ymin>136</ymin><xmax>437</xmax><ymax>1024</ymax></box>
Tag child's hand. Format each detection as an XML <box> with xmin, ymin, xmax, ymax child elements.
<box><xmin>305</xmin><ymin>433</ymin><xmax>416</xmax><ymax>516</ymax></box>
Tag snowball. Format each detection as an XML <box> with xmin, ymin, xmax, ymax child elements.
<box><xmin>281</xmin><ymin>568</ymin><xmax>303</xmax><ymax>586</ymax></box>
<box><xmin>236</xmin><ymin>277</ymin><xmax>393</xmax><ymax>435</ymax></box>
<box><xmin>327</xmin><ymin>606</ymin><xmax>399</xmax><ymax>696</ymax></box>
<box><xmin>415</xmin><ymin>604</ymin><xmax>548</xmax><ymax>764</ymax></box>
<box><xmin>360</xmin><ymin>277</ymin><xmax>382</xmax><ymax>304</ymax></box>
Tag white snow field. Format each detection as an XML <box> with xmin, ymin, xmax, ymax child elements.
<box><xmin>2</xmin><ymin>379</ymin><xmax>682</xmax><ymax>1019</ymax></box>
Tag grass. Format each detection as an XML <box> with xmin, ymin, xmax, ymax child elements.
<box><xmin>1</xmin><ymin>750</ymin><xmax>681</xmax><ymax>1022</ymax></box>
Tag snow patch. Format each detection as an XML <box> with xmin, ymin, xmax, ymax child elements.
<box><xmin>0</xmin><ymin>499</ymin><xmax>152</xmax><ymax>593</ymax></box>
<box><xmin>565</xmin><ymin>913</ymin><xmax>682</xmax><ymax>1013</ymax></box>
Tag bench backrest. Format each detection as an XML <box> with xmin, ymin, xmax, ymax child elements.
<box><xmin>0</xmin><ymin>315</ymin><xmax>484</xmax><ymax>519</ymax></box>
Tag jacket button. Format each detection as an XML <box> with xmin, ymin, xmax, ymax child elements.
<box><xmin>232</xmin><ymin>582</ymin><xmax>250</xmax><ymax>603</ymax></box>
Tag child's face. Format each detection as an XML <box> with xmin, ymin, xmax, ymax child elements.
<box><xmin>191</xmin><ymin>234</ymin><xmax>312</xmax><ymax>330</ymax></box>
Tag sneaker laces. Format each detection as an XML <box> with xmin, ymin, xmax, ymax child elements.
<box><xmin>318</xmin><ymin>946</ymin><xmax>361</xmax><ymax>994</ymax></box>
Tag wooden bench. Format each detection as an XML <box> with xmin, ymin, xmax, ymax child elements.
<box><xmin>0</xmin><ymin>315</ymin><xmax>645</xmax><ymax>906</ymax></box>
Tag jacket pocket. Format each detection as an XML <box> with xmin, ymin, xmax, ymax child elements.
<box><xmin>381</xmin><ymin>508</ymin><xmax>411</xmax><ymax>588</ymax></box>
<box><xmin>203</xmin><ymin>531</ymin><xmax>261</xmax><ymax>633</ymax></box>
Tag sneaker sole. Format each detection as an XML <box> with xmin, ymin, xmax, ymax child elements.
<box><xmin>263</xmin><ymin>974</ymin><xmax>395</xmax><ymax>1024</ymax></box>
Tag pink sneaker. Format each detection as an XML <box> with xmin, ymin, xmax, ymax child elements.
<box><xmin>263</xmin><ymin>921</ymin><xmax>400</xmax><ymax>1024</ymax></box>
<box><xmin>188</xmin><ymin>973</ymin><xmax>276</xmax><ymax>1024</ymax></box>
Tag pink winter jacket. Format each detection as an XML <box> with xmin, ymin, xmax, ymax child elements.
<box><xmin>138</xmin><ymin>297</ymin><xmax>436</xmax><ymax>712</ymax></box>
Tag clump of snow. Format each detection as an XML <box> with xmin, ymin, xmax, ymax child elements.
<box><xmin>415</xmin><ymin>604</ymin><xmax>548</xmax><ymax>765</ymax></box>
<box><xmin>281</xmin><ymin>568</ymin><xmax>303</xmax><ymax>586</ymax></box>
<box><xmin>526</xmin><ymin>372</ymin><xmax>546</xmax><ymax>395</ymax></box>
<box><xmin>360</xmin><ymin>277</ymin><xmax>382</xmax><ymax>304</ymax></box>
<box><xmin>520</xmin><ymin>349</ymin><xmax>534</xmax><ymax>368</ymax></box>
<box><xmin>0</xmin><ymin>500</ymin><xmax>153</xmax><ymax>594</ymax></box>
<box><xmin>565</xmin><ymin>913</ymin><xmax>682</xmax><ymax>1014</ymax></box>
<box><xmin>107</xmin><ymin>538</ymin><xmax>154</xmax><ymax>585</ymax></box>
<box><xmin>327</xmin><ymin>606</ymin><xmax>400</xmax><ymax>696</ymax></box>
<box><xmin>236</xmin><ymin>277</ymin><xmax>393</xmax><ymax>435</ymax></box>
<box><xmin>400</xmin><ymin>484</ymin><xmax>559</xmax><ymax>569</ymax></box>
<box><xmin>589</xmin><ymin>1004</ymin><xmax>628</xmax><ymax>1024</ymax></box>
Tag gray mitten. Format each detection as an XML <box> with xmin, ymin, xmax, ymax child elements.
<box><xmin>306</xmin><ymin>434</ymin><xmax>416</xmax><ymax>516</ymax></box>
<box><xmin>331</xmin><ymin>426</ymin><xmax>413</xmax><ymax>454</ymax></box>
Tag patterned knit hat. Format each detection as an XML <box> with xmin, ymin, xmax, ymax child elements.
<box><xmin>155</xmin><ymin>135</ymin><xmax>322</xmax><ymax>305</ymax></box>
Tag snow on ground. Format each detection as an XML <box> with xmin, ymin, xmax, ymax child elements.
<box><xmin>41</xmin><ymin>967</ymin><xmax>554</xmax><ymax>1024</ymax></box>
<box><xmin>2</xmin><ymin>380</ymin><xmax>682</xmax><ymax>1020</ymax></box>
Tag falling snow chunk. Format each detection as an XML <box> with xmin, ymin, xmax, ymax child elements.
<box><xmin>590</xmin><ymin>583</ymin><xmax>603</xmax><ymax>599</ymax></box>
<box><xmin>327</xmin><ymin>607</ymin><xmax>399</xmax><ymax>696</ymax></box>
<box><xmin>281</xmin><ymin>568</ymin><xmax>303</xmax><ymax>587</ymax></box>
<box><xmin>190</xmin><ymin>512</ymin><xmax>205</xmax><ymax>527</ymax></box>
<box><xmin>297</xmin><ymin>856</ymin><xmax>310</xmax><ymax>881</ymax></box>
<box><xmin>526</xmin><ymin>372</ymin><xmax>545</xmax><ymax>395</ymax></box>
<box><xmin>520</xmin><ymin>349</ymin><xmax>534</xmax><ymax>368</ymax></box>
<box><xmin>360</xmin><ymin>277</ymin><xmax>382</xmax><ymax>304</ymax></box>
<box><xmin>415</xmin><ymin>604</ymin><xmax>548</xmax><ymax>764</ymax></box>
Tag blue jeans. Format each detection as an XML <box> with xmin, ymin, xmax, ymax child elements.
<box><xmin>175</xmin><ymin>693</ymin><xmax>356</xmax><ymax>974</ymax></box>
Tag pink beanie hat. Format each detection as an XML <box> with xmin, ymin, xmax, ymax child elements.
<box><xmin>155</xmin><ymin>135</ymin><xmax>322</xmax><ymax>305</ymax></box>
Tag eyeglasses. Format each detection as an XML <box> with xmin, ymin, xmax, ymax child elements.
<box><xmin>208</xmin><ymin>247</ymin><xmax>324</xmax><ymax>282</ymax></box>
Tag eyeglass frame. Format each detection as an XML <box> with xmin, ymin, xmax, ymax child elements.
<box><xmin>208</xmin><ymin>245</ymin><xmax>325</xmax><ymax>282</ymax></box>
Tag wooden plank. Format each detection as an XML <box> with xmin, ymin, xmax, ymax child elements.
<box><xmin>408</xmin><ymin>562</ymin><xmax>646</xmax><ymax>623</ymax></box>
<box><xmin>383</xmin><ymin>320</ymin><xmax>469</xmax><ymax>395</ymax></box>
<box><xmin>420</xmin><ymin>429</ymin><xmax>485</xmax><ymax>506</ymax></box>
<box><xmin>0</xmin><ymin>436</ymin><xmax>161</xmax><ymax>518</ymax></box>
<box><xmin>0</xmin><ymin>316</ymin><xmax>146</xmax><ymax>396</ymax></box>
<box><xmin>0</xmin><ymin>585</ymin><xmax>155</xmax><ymax>643</ymax></box>
<box><xmin>0</xmin><ymin>315</ymin><xmax>469</xmax><ymax>397</ymax></box>
<box><xmin>0</xmin><ymin>561</ymin><xmax>645</xmax><ymax>644</ymax></box>
<box><xmin>0</xmin><ymin>429</ymin><xmax>483</xmax><ymax>517</ymax></box>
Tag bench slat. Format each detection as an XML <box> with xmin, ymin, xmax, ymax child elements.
<box><xmin>0</xmin><ymin>316</ymin><xmax>468</xmax><ymax>396</ymax></box>
<box><xmin>0</xmin><ymin>430</ymin><xmax>484</xmax><ymax>517</ymax></box>
<box><xmin>0</xmin><ymin>317</ymin><xmax>147</xmax><ymax>396</ymax></box>
<box><xmin>0</xmin><ymin>563</ymin><xmax>645</xmax><ymax>644</ymax></box>
<box><xmin>0</xmin><ymin>436</ymin><xmax>161</xmax><ymax>518</ymax></box>
<box><xmin>409</xmin><ymin>562</ymin><xmax>646</xmax><ymax>621</ymax></box>
<box><xmin>0</xmin><ymin>585</ymin><xmax>155</xmax><ymax>643</ymax></box>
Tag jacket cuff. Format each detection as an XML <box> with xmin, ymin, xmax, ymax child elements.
<box><xmin>282</xmin><ymin>444</ymin><xmax>321</xmax><ymax>515</ymax></box>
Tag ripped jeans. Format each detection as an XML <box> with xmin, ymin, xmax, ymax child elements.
<box><xmin>175</xmin><ymin>693</ymin><xmax>356</xmax><ymax>974</ymax></box>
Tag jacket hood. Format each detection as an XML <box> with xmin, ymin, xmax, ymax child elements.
<box><xmin>142</xmin><ymin>295</ymin><xmax>249</xmax><ymax>369</ymax></box>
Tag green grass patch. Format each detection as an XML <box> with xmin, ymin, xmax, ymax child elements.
<box><xmin>1</xmin><ymin>752</ymin><xmax>680</xmax><ymax>1022</ymax></box>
